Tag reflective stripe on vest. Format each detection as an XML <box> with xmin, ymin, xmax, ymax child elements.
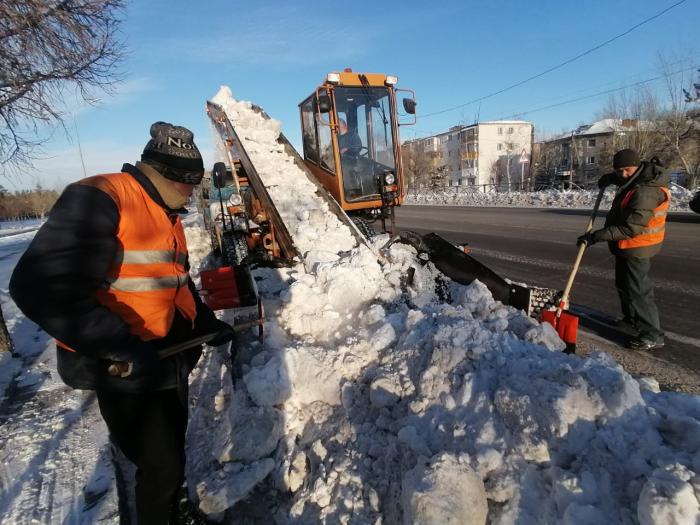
<box><xmin>78</xmin><ymin>172</ymin><xmax>197</xmax><ymax>340</ymax></box>
<box><xmin>117</xmin><ymin>249</ymin><xmax>188</xmax><ymax>266</ymax></box>
<box><xmin>107</xmin><ymin>273</ymin><xmax>189</xmax><ymax>292</ymax></box>
<box><xmin>618</xmin><ymin>186</ymin><xmax>671</xmax><ymax>250</ymax></box>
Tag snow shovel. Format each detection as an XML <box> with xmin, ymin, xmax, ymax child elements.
<box><xmin>540</xmin><ymin>187</ymin><xmax>606</xmax><ymax>353</ymax></box>
<box><xmin>107</xmin><ymin>331</ymin><xmax>224</xmax><ymax>378</ymax></box>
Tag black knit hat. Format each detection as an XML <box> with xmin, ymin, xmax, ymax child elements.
<box><xmin>613</xmin><ymin>148</ymin><xmax>639</xmax><ymax>170</ymax></box>
<box><xmin>141</xmin><ymin>122</ymin><xmax>204</xmax><ymax>184</ymax></box>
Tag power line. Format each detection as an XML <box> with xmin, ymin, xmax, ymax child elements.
<box><xmin>402</xmin><ymin>64</ymin><xmax>698</xmax><ymax>142</ymax></box>
<box><xmin>418</xmin><ymin>0</ymin><xmax>688</xmax><ymax>120</ymax></box>
<box><xmin>497</xmin><ymin>64</ymin><xmax>699</xmax><ymax>121</ymax></box>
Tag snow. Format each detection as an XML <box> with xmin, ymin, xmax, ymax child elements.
<box><xmin>405</xmin><ymin>183</ymin><xmax>695</xmax><ymax>212</ymax></box>
<box><xmin>401</xmin><ymin>453</ymin><xmax>488</xmax><ymax>525</ymax></box>
<box><xmin>0</xmin><ymin>228</ymin><xmax>119</xmax><ymax>523</ymax></box>
<box><xmin>0</xmin><ymin>86</ymin><xmax>698</xmax><ymax>524</ymax></box>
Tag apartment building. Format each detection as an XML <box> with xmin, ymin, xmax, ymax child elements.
<box><xmin>541</xmin><ymin>118</ymin><xmax>647</xmax><ymax>187</ymax></box>
<box><xmin>405</xmin><ymin>121</ymin><xmax>534</xmax><ymax>188</ymax></box>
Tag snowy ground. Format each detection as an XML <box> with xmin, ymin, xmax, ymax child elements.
<box><xmin>0</xmin><ymin>89</ymin><xmax>698</xmax><ymax>524</ymax></box>
<box><xmin>405</xmin><ymin>184</ymin><xmax>695</xmax><ymax>212</ymax></box>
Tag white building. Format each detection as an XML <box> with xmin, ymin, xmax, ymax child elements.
<box><xmin>413</xmin><ymin>121</ymin><xmax>533</xmax><ymax>188</ymax></box>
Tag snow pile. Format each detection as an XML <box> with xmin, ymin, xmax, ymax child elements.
<box><xmin>183</xmin><ymin>88</ymin><xmax>700</xmax><ymax>524</ymax></box>
<box><xmin>405</xmin><ymin>184</ymin><xmax>694</xmax><ymax>212</ymax></box>
<box><xmin>210</xmin><ymin>86</ymin><xmax>357</xmax><ymax>256</ymax></box>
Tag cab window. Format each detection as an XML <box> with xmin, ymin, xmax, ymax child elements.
<box><xmin>301</xmin><ymin>98</ymin><xmax>319</xmax><ymax>164</ymax></box>
<box><xmin>317</xmin><ymin>99</ymin><xmax>335</xmax><ymax>174</ymax></box>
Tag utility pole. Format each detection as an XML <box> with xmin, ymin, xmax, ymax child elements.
<box><xmin>569</xmin><ymin>130</ymin><xmax>574</xmax><ymax>190</ymax></box>
<box><xmin>73</xmin><ymin>116</ymin><xmax>88</xmax><ymax>179</ymax></box>
<box><xmin>528</xmin><ymin>125</ymin><xmax>535</xmax><ymax>190</ymax></box>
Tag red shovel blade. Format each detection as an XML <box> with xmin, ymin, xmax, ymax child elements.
<box><xmin>540</xmin><ymin>310</ymin><xmax>579</xmax><ymax>351</ymax></box>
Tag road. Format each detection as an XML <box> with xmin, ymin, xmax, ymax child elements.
<box><xmin>395</xmin><ymin>205</ymin><xmax>700</xmax><ymax>392</ymax></box>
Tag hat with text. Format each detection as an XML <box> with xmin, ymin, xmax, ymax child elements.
<box><xmin>141</xmin><ymin>122</ymin><xmax>204</xmax><ymax>184</ymax></box>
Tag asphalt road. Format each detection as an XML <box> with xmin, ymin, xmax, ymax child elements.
<box><xmin>395</xmin><ymin>205</ymin><xmax>700</xmax><ymax>391</ymax></box>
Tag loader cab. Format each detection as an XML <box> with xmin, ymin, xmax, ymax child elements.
<box><xmin>299</xmin><ymin>69</ymin><xmax>416</xmax><ymax>232</ymax></box>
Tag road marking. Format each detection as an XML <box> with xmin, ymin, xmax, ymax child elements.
<box><xmin>572</xmin><ymin>305</ymin><xmax>700</xmax><ymax>350</ymax></box>
<box><xmin>665</xmin><ymin>331</ymin><xmax>700</xmax><ymax>348</ymax></box>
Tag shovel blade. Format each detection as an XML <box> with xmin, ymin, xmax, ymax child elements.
<box><xmin>540</xmin><ymin>309</ymin><xmax>579</xmax><ymax>353</ymax></box>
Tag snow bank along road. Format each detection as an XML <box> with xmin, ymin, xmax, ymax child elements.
<box><xmin>395</xmin><ymin>205</ymin><xmax>700</xmax><ymax>392</ymax></box>
<box><xmin>1</xmin><ymin>90</ymin><xmax>699</xmax><ymax>523</ymax></box>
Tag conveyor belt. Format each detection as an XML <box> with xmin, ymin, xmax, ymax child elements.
<box><xmin>207</xmin><ymin>101</ymin><xmax>300</xmax><ymax>261</ymax></box>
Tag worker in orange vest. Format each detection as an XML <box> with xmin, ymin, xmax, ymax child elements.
<box><xmin>10</xmin><ymin>122</ymin><xmax>232</xmax><ymax>524</ymax></box>
<box><xmin>577</xmin><ymin>148</ymin><xmax>670</xmax><ymax>351</ymax></box>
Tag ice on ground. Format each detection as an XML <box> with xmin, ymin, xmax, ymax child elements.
<box><xmin>181</xmin><ymin>87</ymin><xmax>700</xmax><ymax>524</ymax></box>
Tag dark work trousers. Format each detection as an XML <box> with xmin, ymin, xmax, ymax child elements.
<box><xmin>615</xmin><ymin>255</ymin><xmax>663</xmax><ymax>342</ymax></box>
<box><xmin>96</xmin><ymin>388</ymin><xmax>188</xmax><ymax>525</ymax></box>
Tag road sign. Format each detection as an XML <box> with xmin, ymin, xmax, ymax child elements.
<box><xmin>519</xmin><ymin>150</ymin><xmax>529</xmax><ymax>164</ymax></box>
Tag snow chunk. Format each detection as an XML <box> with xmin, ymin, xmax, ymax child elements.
<box><xmin>196</xmin><ymin>458</ymin><xmax>275</xmax><ymax>515</ymax></box>
<box><xmin>243</xmin><ymin>356</ymin><xmax>291</xmax><ymax>406</ymax></box>
<box><xmin>638</xmin><ymin>464</ymin><xmax>700</xmax><ymax>525</ymax></box>
<box><xmin>401</xmin><ymin>453</ymin><xmax>487</xmax><ymax>525</ymax></box>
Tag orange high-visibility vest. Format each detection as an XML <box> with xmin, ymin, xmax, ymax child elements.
<box><xmin>78</xmin><ymin>172</ymin><xmax>197</xmax><ymax>341</ymax></box>
<box><xmin>618</xmin><ymin>186</ymin><xmax>671</xmax><ymax>250</ymax></box>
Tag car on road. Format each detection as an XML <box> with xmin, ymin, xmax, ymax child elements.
<box><xmin>690</xmin><ymin>190</ymin><xmax>700</xmax><ymax>214</ymax></box>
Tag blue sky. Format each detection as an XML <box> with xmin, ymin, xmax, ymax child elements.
<box><xmin>11</xmin><ymin>0</ymin><xmax>699</xmax><ymax>191</ymax></box>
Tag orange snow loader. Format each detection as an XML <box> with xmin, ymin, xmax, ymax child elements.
<box><xmin>298</xmin><ymin>69</ymin><xmax>416</xmax><ymax>236</ymax></box>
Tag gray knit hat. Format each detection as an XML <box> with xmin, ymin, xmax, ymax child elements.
<box><xmin>613</xmin><ymin>148</ymin><xmax>640</xmax><ymax>170</ymax></box>
<box><xmin>141</xmin><ymin>122</ymin><xmax>204</xmax><ymax>184</ymax></box>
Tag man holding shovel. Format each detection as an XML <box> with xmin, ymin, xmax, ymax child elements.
<box><xmin>10</xmin><ymin>122</ymin><xmax>234</xmax><ymax>523</ymax></box>
<box><xmin>576</xmin><ymin>148</ymin><xmax>670</xmax><ymax>351</ymax></box>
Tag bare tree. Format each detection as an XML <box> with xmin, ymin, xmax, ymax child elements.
<box><xmin>655</xmin><ymin>54</ymin><xmax>700</xmax><ymax>189</ymax></box>
<box><xmin>599</xmin><ymin>85</ymin><xmax>662</xmax><ymax>162</ymax></box>
<box><xmin>596</xmin><ymin>55</ymin><xmax>700</xmax><ymax>189</ymax></box>
<box><xmin>401</xmin><ymin>141</ymin><xmax>438</xmax><ymax>192</ymax></box>
<box><xmin>682</xmin><ymin>68</ymin><xmax>700</xmax><ymax>103</ymax></box>
<box><xmin>0</xmin><ymin>0</ymin><xmax>125</xmax><ymax>174</ymax></box>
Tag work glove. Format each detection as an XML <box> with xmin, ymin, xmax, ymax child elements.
<box><xmin>576</xmin><ymin>231</ymin><xmax>598</xmax><ymax>247</ymax></box>
<box><xmin>598</xmin><ymin>172</ymin><xmax>616</xmax><ymax>189</ymax></box>
<box><xmin>206</xmin><ymin>319</ymin><xmax>236</xmax><ymax>346</ymax></box>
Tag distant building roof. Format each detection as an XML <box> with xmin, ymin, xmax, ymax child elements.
<box><xmin>479</xmin><ymin>120</ymin><xmax>532</xmax><ymax>125</ymax></box>
<box><xmin>412</xmin><ymin>120</ymin><xmax>533</xmax><ymax>141</ymax></box>
<box><xmin>550</xmin><ymin>118</ymin><xmax>651</xmax><ymax>141</ymax></box>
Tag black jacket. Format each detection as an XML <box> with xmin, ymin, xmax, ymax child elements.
<box><xmin>594</xmin><ymin>161</ymin><xmax>671</xmax><ymax>259</ymax></box>
<box><xmin>9</xmin><ymin>164</ymin><xmax>219</xmax><ymax>392</ymax></box>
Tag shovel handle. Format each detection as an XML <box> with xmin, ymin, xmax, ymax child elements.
<box><xmin>556</xmin><ymin>187</ymin><xmax>606</xmax><ymax>318</ymax></box>
<box><xmin>107</xmin><ymin>361</ymin><xmax>133</xmax><ymax>377</ymax></box>
<box><xmin>106</xmin><ymin>331</ymin><xmax>224</xmax><ymax>378</ymax></box>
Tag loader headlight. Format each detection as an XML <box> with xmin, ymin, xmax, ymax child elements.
<box><xmin>384</xmin><ymin>173</ymin><xmax>396</xmax><ymax>185</ymax></box>
<box><xmin>385</xmin><ymin>75</ymin><xmax>398</xmax><ymax>86</ymax></box>
<box><xmin>326</xmin><ymin>72</ymin><xmax>341</xmax><ymax>84</ymax></box>
<box><xmin>228</xmin><ymin>193</ymin><xmax>242</xmax><ymax>206</ymax></box>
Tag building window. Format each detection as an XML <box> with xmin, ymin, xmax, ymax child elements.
<box><xmin>508</xmin><ymin>127</ymin><xmax>514</xmax><ymax>134</ymax></box>
<box><xmin>588</xmin><ymin>139</ymin><xmax>596</xmax><ymax>147</ymax></box>
<box><xmin>497</xmin><ymin>143</ymin><xmax>503</xmax><ymax>151</ymax></box>
<box><xmin>497</xmin><ymin>127</ymin><xmax>503</xmax><ymax>135</ymax></box>
<box><xmin>586</xmin><ymin>156</ymin><xmax>595</xmax><ymax>164</ymax></box>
